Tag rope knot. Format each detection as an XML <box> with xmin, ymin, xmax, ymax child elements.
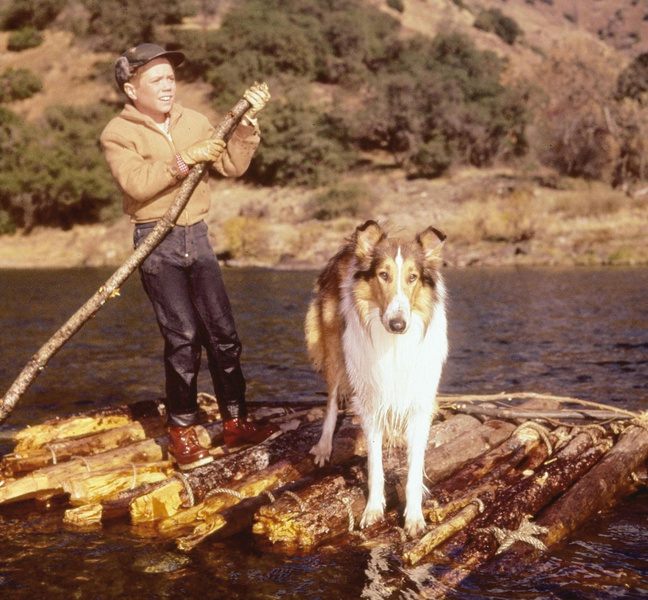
<box><xmin>478</xmin><ymin>515</ymin><xmax>549</xmax><ymax>555</ymax></box>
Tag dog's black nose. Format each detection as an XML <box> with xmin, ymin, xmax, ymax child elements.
<box><xmin>389</xmin><ymin>317</ymin><xmax>406</xmax><ymax>333</ymax></box>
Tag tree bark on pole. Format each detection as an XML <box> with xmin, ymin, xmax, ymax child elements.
<box><xmin>0</xmin><ymin>94</ymin><xmax>256</xmax><ymax>424</ymax></box>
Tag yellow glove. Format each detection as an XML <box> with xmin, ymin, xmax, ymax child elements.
<box><xmin>179</xmin><ymin>139</ymin><xmax>227</xmax><ymax>166</ymax></box>
<box><xmin>243</xmin><ymin>82</ymin><xmax>271</xmax><ymax>120</ymax></box>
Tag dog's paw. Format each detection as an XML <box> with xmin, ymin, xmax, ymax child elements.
<box><xmin>309</xmin><ymin>443</ymin><xmax>331</xmax><ymax>467</ymax></box>
<box><xmin>360</xmin><ymin>506</ymin><xmax>385</xmax><ymax>529</ymax></box>
<box><xmin>404</xmin><ymin>507</ymin><xmax>428</xmax><ymax>538</ymax></box>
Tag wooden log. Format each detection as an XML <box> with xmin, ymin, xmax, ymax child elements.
<box><xmin>63</xmin><ymin>503</ymin><xmax>103</xmax><ymax>527</ymax></box>
<box><xmin>2</xmin><ymin>420</ymin><xmax>164</xmax><ymax>476</ymax></box>
<box><xmin>450</xmin><ymin>402</ymin><xmax>633</xmax><ymax>423</ymax></box>
<box><xmin>425</xmin><ymin>419</ymin><xmax>517</xmax><ymax>485</ymax></box>
<box><xmin>252</xmin><ymin>467</ymin><xmax>367</xmax><ymax>548</ymax></box>
<box><xmin>191</xmin><ymin>472</ymin><xmax>324</xmax><ymax>544</ymax></box>
<box><xmin>251</xmin><ymin>417</ymin><xmax>516</xmax><ymax>551</ymax></box>
<box><xmin>425</xmin><ymin>426</ymin><xmax>565</xmax><ymax>525</ymax></box>
<box><xmin>488</xmin><ymin>424</ymin><xmax>648</xmax><ymax>574</ymax></box>
<box><xmin>129</xmin><ymin>418</ymin><xmax>359</xmax><ymax>523</ymax></box>
<box><xmin>11</xmin><ymin>399</ymin><xmax>164</xmax><ymax>453</ymax></box>
<box><xmin>419</xmin><ymin>431</ymin><xmax>612</xmax><ymax>597</ymax></box>
<box><xmin>174</xmin><ymin>414</ymin><xmax>479</xmax><ymax>549</ymax></box>
<box><xmin>63</xmin><ymin>461</ymin><xmax>175</xmax><ymax>506</ymax></box>
<box><xmin>0</xmin><ymin>437</ymin><xmax>165</xmax><ymax>504</ymax></box>
<box><xmin>404</xmin><ymin>497</ymin><xmax>490</xmax><ymax>565</ymax></box>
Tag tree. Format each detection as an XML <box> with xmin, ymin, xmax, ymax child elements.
<box><xmin>0</xmin><ymin>104</ymin><xmax>119</xmax><ymax>231</ymax></box>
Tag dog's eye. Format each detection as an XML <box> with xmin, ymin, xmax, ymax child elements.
<box><xmin>379</xmin><ymin>271</ymin><xmax>389</xmax><ymax>281</ymax></box>
<box><xmin>408</xmin><ymin>273</ymin><xmax>418</xmax><ymax>283</ymax></box>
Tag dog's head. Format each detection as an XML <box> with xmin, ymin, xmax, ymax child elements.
<box><xmin>352</xmin><ymin>220</ymin><xmax>445</xmax><ymax>334</ymax></box>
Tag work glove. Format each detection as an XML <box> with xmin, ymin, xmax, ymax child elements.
<box><xmin>179</xmin><ymin>138</ymin><xmax>227</xmax><ymax>166</ymax></box>
<box><xmin>243</xmin><ymin>82</ymin><xmax>271</xmax><ymax>120</ymax></box>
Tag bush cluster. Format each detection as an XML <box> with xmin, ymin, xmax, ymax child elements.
<box><xmin>7</xmin><ymin>26</ymin><xmax>43</xmax><ymax>50</ymax></box>
<box><xmin>474</xmin><ymin>8</ymin><xmax>523</xmax><ymax>45</ymax></box>
<box><xmin>171</xmin><ymin>0</ymin><xmax>527</xmax><ymax>185</ymax></box>
<box><xmin>0</xmin><ymin>0</ymin><xmax>66</xmax><ymax>31</ymax></box>
<box><xmin>0</xmin><ymin>68</ymin><xmax>42</xmax><ymax>101</ymax></box>
<box><xmin>0</xmin><ymin>104</ymin><xmax>119</xmax><ymax>232</ymax></box>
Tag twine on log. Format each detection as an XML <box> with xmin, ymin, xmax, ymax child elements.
<box><xmin>471</xmin><ymin>497</ymin><xmax>486</xmax><ymax>514</ymax></box>
<box><xmin>45</xmin><ymin>444</ymin><xmax>57</xmax><ymax>466</ymax></box>
<box><xmin>514</xmin><ymin>422</ymin><xmax>553</xmax><ymax>456</ymax></box>
<box><xmin>580</xmin><ymin>424</ymin><xmax>607</xmax><ymax>444</ymax></box>
<box><xmin>282</xmin><ymin>490</ymin><xmax>307</xmax><ymax>513</ymax></box>
<box><xmin>172</xmin><ymin>472</ymin><xmax>195</xmax><ymax>508</ymax></box>
<box><xmin>478</xmin><ymin>515</ymin><xmax>549</xmax><ymax>555</ymax></box>
<box><xmin>129</xmin><ymin>463</ymin><xmax>137</xmax><ymax>490</ymax></box>
<box><xmin>71</xmin><ymin>455</ymin><xmax>92</xmax><ymax>472</ymax></box>
<box><xmin>334</xmin><ymin>494</ymin><xmax>367</xmax><ymax>541</ymax></box>
<box><xmin>631</xmin><ymin>412</ymin><xmax>648</xmax><ymax>433</ymax></box>
<box><xmin>204</xmin><ymin>487</ymin><xmax>244</xmax><ymax>501</ymax></box>
<box><xmin>263</xmin><ymin>490</ymin><xmax>276</xmax><ymax>503</ymax></box>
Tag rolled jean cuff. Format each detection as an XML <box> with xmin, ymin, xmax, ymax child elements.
<box><xmin>167</xmin><ymin>410</ymin><xmax>200</xmax><ymax>428</ymax></box>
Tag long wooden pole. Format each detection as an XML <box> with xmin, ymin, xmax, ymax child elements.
<box><xmin>0</xmin><ymin>92</ymin><xmax>257</xmax><ymax>424</ymax></box>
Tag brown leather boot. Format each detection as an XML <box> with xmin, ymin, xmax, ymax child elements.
<box><xmin>168</xmin><ymin>425</ymin><xmax>214</xmax><ymax>470</ymax></box>
<box><xmin>223</xmin><ymin>418</ymin><xmax>280</xmax><ymax>448</ymax></box>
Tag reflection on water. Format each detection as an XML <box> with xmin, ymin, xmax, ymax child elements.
<box><xmin>0</xmin><ymin>267</ymin><xmax>647</xmax><ymax>599</ymax></box>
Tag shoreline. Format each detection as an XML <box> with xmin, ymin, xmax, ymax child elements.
<box><xmin>2</xmin><ymin>170</ymin><xmax>647</xmax><ymax>271</ymax></box>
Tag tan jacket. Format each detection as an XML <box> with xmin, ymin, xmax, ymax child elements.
<box><xmin>100</xmin><ymin>103</ymin><xmax>260</xmax><ymax>224</ymax></box>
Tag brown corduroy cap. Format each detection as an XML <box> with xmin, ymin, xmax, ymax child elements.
<box><xmin>114</xmin><ymin>43</ymin><xmax>185</xmax><ymax>91</ymax></box>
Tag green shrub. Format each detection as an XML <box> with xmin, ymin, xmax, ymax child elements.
<box><xmin>169</xmin><ymin>1</ymin><xmax>527</xmax><ymax>185</ymax></box>
<box><xmin>0</xmin><ymin>67</ymin><xmax>42</xmax><ymax>101</ymax></box>
<box><xmin>307</xmin><ymin>182</ymin><xmax>374</xmax><ymax>221</ymax></box>
<box><xmin>344</xmin><ymin>32</ymin><xmax>527</xmax><ymax>176</ymax></box>
<box><xmin>0</xmin><ymin>209</ymin><xmax>17</xmax><ymax>235</ymax></box>
<box><xmin>616</xmin><ymin>53</ymin><xmax>648</xmax><ymax>101</ymax></box>
<box><xmin>474</xmin><ymin>8</ymin><xmax>523</xmax><ymax>45</ymax></box>
<box><xmin>408</xmin><ymin>134</ymin><xmax>453</xmax><ymax>178</ymax></box>
<box><xmin>244</xmin><ymin>98</ymin><xmax>357</xmax><ymax>188</ymax></box>
<box><xmin>0</xmin><ymin>0</ymin><xmax>66</xmax><ymax>31</ymax></box>
<box><xmin>0</xmin><ymin>104</ymin><xmax>120</xmax><ymax>230</ymax></box>
<box><xmin>7</xmin><ymin>27</ymin><xmax>43</xmax><ymax>51</ymax></box>
<box><xmin>82</xmin><ymin>0</ymin><xmax>189</xmax><ymax>52</ymax></box>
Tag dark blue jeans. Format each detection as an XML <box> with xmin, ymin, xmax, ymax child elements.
<box><xmin>134</xmin><ymin>220</ymin><xmax>246</xmax><ymax>427</ymax></box>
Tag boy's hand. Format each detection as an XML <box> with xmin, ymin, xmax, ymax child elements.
<box><xmin>179</xmin><ymin>139</ymin><xmax>227</xmax><ymax>165</ymax></box>
<box><xmin>243</xmin><ymin>82</ymin><xmax>270</xmax><ymax>120</ymax></box>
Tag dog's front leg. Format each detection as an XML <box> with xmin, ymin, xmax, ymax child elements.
<box><xmin>310</xmin><ymin>384</ymin><xmax>339</xmax><ymax>466</ymax></box>
<box><xmin>360</xmin><ymin>417</ymin><xmax>385</xmax><ymax>528</ymax></box>
<box><xmin>403</xmin><ymin>413</ymin><xmax>430</xmax><ymax>537</ymax></box>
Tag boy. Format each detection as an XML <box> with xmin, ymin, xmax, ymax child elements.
<box><xmin>101</xmin><ymin>43</ymin><xmax>277</xmax><ymax>470</ymax></box>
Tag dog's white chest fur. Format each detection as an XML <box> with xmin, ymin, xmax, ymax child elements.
<box><xmin>341</xmin><ymin>274</ymin><xmax>448</xmax><ymax>435</ymax></box>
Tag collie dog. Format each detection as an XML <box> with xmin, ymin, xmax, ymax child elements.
<box><xmin>305</xmin><ymin>220</ymin><xmax>448</xmax><ymax>537</ymax></box>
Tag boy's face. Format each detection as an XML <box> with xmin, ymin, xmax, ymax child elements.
<box><xmin>124</xmin><ymin>58</ymin><xmax>176</xmax><ymax>123</ymax></box>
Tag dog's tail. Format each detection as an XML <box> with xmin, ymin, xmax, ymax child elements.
<box><xmin>304</xmin><ymin>300</ymin><xmax>324</xmax><ymax>371</ymax></box>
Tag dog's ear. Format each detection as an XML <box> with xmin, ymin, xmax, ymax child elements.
<box><xmin>354</xmin><ymin>220</ymin><xmax>384</xmax><ymax>268</ymax></box>
<box><xmin>416</xmin><ymin>226</ymin><xmax>446</xmax><ymax>266</ymax></box>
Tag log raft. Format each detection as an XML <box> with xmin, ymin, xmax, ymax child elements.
<box><xmin>0</xmin><ymin>391</ymin><xmax>646</xmax><ymax>597</ymax></box>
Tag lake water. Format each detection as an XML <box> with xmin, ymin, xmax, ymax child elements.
<box><xmin>0</xmin><ymin>266</ymin><xmax>647</xmax><ymax>599</ymax></box>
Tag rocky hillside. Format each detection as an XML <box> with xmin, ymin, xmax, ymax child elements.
<box><xmin>1</xmin><ymin>0</ymin><xmax>647</xmax><ymax>269</ymax></box>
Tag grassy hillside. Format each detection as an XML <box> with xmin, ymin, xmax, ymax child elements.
<box><xmin>1</xmin><ymin>0</ymin><xmax>647</xmax><ymax>269</ymax></box>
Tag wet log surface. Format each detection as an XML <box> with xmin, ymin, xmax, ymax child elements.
<box><xmin>1</xmin><ymin>392</ymin><xmax>646</xmax><ymax>599</ymax></box>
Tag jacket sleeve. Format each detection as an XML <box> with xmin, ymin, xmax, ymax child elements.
<box><xmin>100</xmin><ymin>129</ymin><xmax>182</xmax><ymax>204</ymax></box>
<box><xmin>214</xmin><ymin>122</ymin><xmax>261</xmax><ymax>178</ymax></box>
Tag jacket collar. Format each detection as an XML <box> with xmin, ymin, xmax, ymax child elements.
<box><xmin>119</xmin><ymin>102</ymin><xmax>184</xmax><ymax>129</ymax></box>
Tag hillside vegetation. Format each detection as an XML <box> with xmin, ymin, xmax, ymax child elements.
<box><xmin>0</xmin><ymin>0</ymin><xmax>647</xmax><ymax>268</ymax></box>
